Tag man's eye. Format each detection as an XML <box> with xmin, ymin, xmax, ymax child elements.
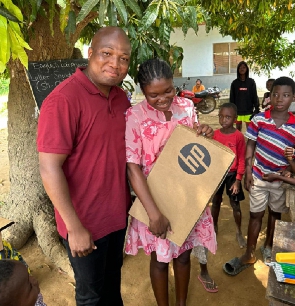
<box><xmin>121</xmin><ymin>57</ymin><xmax>129</xmax><ymax>62</ymax></box>
<box><xmin>103</xmin><ymin>52</ymin><xmax>110</xmax><ymax>56</ymax></box>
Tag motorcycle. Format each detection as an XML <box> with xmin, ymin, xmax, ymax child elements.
<box><xmin>175</xmin><ymin>78</ymin><xmax>221</xmax><ymax>114</ymax></box>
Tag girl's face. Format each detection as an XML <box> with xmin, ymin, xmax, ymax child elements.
<box><xmin>271</xmin><ymin>85</ymin><xmax>295</xmax><ymax>112</ymax></box>
<box><xmin>142</xmin><ymin>78</ymin><xmax>175</xmax><ymax>112</ymax></box>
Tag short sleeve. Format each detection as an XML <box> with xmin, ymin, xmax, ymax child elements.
<box><xmin>244</xmin><ymin>115</ymin><xmax>259</xmax><ymax>141</ymax></box>
<box><xmin>125</xmin><ymin>107</ymin><xmax>142</xmax><ymax>165</ymax></box>
<box><xmin>37</xmin><ymin>93</ymin><xmax>78</xmax><ymax>155</ymax></box>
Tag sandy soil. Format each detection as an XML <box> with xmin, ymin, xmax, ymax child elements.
<box><xmin>0</xmin><ymin>110</ymin><xmax>291</xmax><ymax>306</ymax></box>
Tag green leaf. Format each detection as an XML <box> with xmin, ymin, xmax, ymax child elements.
<box><xmin>7</xmin><ymin>26</ymin><xmax>28</xmax><ymax>68</ymax></box>
<box><xmin>113</xmin><ymin>0</ymin><xmax>127</xmax><ymax>25</ymax></box>
<box><xmin>29</xmin><ymin>0</ymin><xmax>42</xmax><ymax>22</ymax></box>
<box><xmin>65</xmin><ymin>10</ymin><xmax>76</xmax><ymax>41</ymax></box>
<box><xmin>45</xmin><ymin>0</ymin><xmax>55</xmax><ymax>35</ymax></box>
<box><xmin>8</xmin><ymin>22</ymin><xmax>32</xmax><ymax>50</ymax></box>
<box><xmin>107</xmin><ymin>2</ymin><xmax>117</xmax><ymax>26</ymax></box>
<box><xmin>76</xmin><ymin>0</ymin><xmax>99</xmax><ymax>23</ymax></box>
<box><xmin>159</xmin><ymin>21</ymin><xmax>170</xmax><ymax>45</ymax></box>
<box><xmin>137</xmin><ymin>42</ymin><xmax>153</xmax><ymax>64</ymax></box>
<box><xmin>139</xmin><ymin>3</ymin><xmax>159</xmax><ymax>32</ymax></box>
<box><xmin>99</xmin><ymin>0</ymin><xmax>108</xmax><ymax>26</ymax></box>
<box><xmin>127</xmin><ymin>23</ymin><xmax>137</xmax><ymax>39</ymax></box>
<box><xmin>1</xmin><ymin>0</ymin><xmax>23</xmax><ymax>22</ymax></box>
<box><xmin>0</xmin><ymin>61</ymin><xmax>5</xmax><ymax>73</ymax></box>
<box><xmin>125</xmin><ymin>0</ymin><xmax>142</xmax><ymax>18</ymax></box>
<box><xmin>0</xmin><ymin>5</ymin><xmax>20</xmax><ymax>22</ymax></box>
<box><xmin>0</xmin><ymin>16</ymin><xmax>7</xmax><ymax>65</ymax></box>
<box><xmin>59</xmin><ymin>0</ymin><xmax>71</xmax><ymax>32</ymax></box>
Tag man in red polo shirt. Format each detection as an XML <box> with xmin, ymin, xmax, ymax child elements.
<box><xmin>37</xmin><ymin>26</ymin><xmax>132</xmax><ymax>305</ymax></box>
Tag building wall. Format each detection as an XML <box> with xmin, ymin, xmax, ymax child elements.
<box><xmin>170</xmin><ymin>26</ymin><xmax>295</xmax><ymax>92</ymax></box>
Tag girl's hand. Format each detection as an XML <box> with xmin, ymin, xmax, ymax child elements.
<box><xmin>196</xmin><ymin>124</ymin><xmax>214</xmax><ymax>138</ymax></box>
<box><xmin>229</xmin><ymin>180</ymin><xmax>241</xmax><ymax>194</ymax></box>
<box><xmin>149</xmin><ymin>213</ymin><xmax>171</xmax><ymax>239</ymax></box>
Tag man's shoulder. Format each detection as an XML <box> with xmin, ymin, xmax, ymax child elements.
<box><xmin>47</xmin><ymin>70</ymin><xmax>81</xmax><ymax>98</ymax></box>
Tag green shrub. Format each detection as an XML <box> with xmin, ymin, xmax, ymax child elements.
<box><xmin>0</xmin><ymin>77</ymin><xmax>9</xmax><ymax>96</ymax></box>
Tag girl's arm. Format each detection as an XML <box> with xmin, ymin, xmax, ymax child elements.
<box><xmin>127</xmin><ymin>162</ymin><xmax>171</xmax><ymax>239</ymax></box>
<box><xmin>230</xmin><ymin>134</ymin><xmax>246</xmax><ymax>194</ymax></box>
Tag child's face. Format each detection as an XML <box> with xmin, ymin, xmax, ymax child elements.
<box><xmin>218</xmin><ymin>107</ymin><xmax>236</xmax><ymax>129</ymax></box>
<box><xmin>142</xmin><ymin>78</ymin><xmax>175</xmax><ymax>112</ymax></box>
<box><xmin>266</xmin><ymin>80</ymin><xmax>274</xmax><ymax>91</ymax></box>
<box><xmin>271</xmin><ymin>85</ymin><xmax>295</xmax><ymax>112</ymax></box>
<box><xmin>8</xmin><ymin>261</ymin><xmax>40</xmax><ymax>306</ymax></box>
<box><xmin>238</xmin><ymin>64</ymin><xmax>247</xmax><ymax>76</ymax></box>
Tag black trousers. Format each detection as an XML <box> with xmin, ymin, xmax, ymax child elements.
<box><xmin>63</xmin><ymin>227</ymin><xmax>126</xmax><ymax>306</ymax></box>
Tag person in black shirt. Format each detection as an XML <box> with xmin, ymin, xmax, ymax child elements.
<box><xmin>230</xmin><ymin>61</ymin><xmax>259</xmax><ymax>131</ymax></box>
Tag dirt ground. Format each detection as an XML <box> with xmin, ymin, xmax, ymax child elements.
<box><xmin>0</xmin><ymin>110</ymin><xmax>291</xmax><ymax>306</ymax></box>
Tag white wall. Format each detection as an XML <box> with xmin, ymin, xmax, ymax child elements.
<box><xmin>170</xmin><ymin>25</ymin><xmax>295</xmax><ymax>90</ymax></box>
<box><xmin>170</xmin><ymin>26</ymin><xmax>235</xmax><ymax>77</ymax></box>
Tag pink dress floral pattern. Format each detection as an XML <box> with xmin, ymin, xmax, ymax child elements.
<box><xmin>125</xmin><ymin>96</ymin><xmax>217</xmax><ymax>263</ymax></box>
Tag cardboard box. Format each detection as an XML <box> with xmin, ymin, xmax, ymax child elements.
<box><xmin>129</xmin><ymin>125</ymin><xmax>235</xmax><ymax>246</ymax></box>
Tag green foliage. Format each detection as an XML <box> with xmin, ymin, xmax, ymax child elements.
<box><xmin>2</xmin><ymin>0</ymin><xmax>295</xmax><ymax>79</ymax></box>
<box><xmin>0</xmin><ymin>0</ymin><xmax>31</xmax><ymax>73</ymax></box>
<box><xmin>0</xmin><ymin>76</ymin><xmax>9</xmax><ymax>96</ymax></box>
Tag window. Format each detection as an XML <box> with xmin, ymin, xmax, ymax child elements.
<box><xmin>213</xmin><ymin>42</ymin><xmax>243</xmax><ymax>74</ymax></box>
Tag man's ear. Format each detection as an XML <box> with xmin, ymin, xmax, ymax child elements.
<box><xmin>88</xmin><ymin>47</ymin><xmax>93</xmax><ymax>60</ymax></box>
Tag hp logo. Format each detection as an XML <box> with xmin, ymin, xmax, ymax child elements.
<box><xmin>178</xmin><ymin>143</ymin><xmax>211</xmax><ymax>175</ymax></box>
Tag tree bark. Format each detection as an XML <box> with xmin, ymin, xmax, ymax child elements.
<box><xmin>1</xmin><ymin>3</ymin><xmax>95</xmax><ymax>276</ymax></box>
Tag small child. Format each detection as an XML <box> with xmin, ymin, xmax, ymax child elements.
<box><xmin>261</xmin><ymin>78</ymin><xmax>275</xmax><ymax>110</ymax></box>
<box><xmin>212</xmin><ymin>103</ymin><xmax>246</xmax><ymax>248</ymax></box>
<box><xmin>0</xmin><ymin>259</ymin><xmax>45</xmax><ymax>306</ymax></box>
<box><xmin>224</xmin><ymin>76</ymin><xmax>295</xmax><ymax>275</ymax></box>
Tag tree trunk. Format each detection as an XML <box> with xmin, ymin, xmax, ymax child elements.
<box><xmin>1</xmin><ymin>4</ymin><xmax>95</xmax><ymax>276</ymax></box>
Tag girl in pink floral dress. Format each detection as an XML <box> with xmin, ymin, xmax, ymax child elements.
<box><xmin>125</xmin><ymin>58</ymin><xmax>218</xmax><ymax>305</ymax></box>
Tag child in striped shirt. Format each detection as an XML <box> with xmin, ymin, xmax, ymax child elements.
<box><xmin>223</xmin><ymin>76</ymin><xmax>295</xmax><ymax>275</ymax></box>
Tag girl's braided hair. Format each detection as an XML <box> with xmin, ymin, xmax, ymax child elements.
<box><xmin>137</xmin><ymin>58</ymin><xmax>173</xmax><ymax>90</ymax></box>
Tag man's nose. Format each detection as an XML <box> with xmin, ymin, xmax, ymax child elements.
<box><xmin>109</xmin><ymin>55</ymin><xmax>120</xmax><ymax>68</ymax></box>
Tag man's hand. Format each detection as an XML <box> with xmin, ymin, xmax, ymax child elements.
<box><xmin>68</xmin><ymin>224</ymin><xmax>97</xmax><ymax>258</ymax></box>
<box><xmin>229</xmin><ymin>180</ymin><xmax>241</xmax><ymax>194</ymax></box>
<box><xmin>196</xmin><ymin>124</ymin><xmax>214</xmax><ymax>138</ymax></box>
<box><xmin>149</xmin><ymin>213</ymin><xmax>172</xmax><ymax>239</ymax></box>
<box><xmin>244</xmin><ymin>170</ymin><xmax>254</xmax><ymax>191</ymax></box>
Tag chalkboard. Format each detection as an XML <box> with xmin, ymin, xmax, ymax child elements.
<box><xmin>26</xmin><ymin>58</ymin><xmax>88</xmax><ymax>110</ymax></box>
